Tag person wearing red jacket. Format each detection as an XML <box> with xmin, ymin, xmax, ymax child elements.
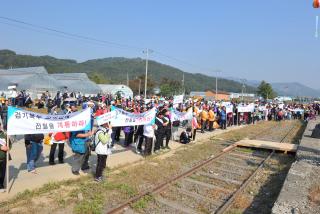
<box><xmin>49</xmin><ymin>132</ymin><xmax>70</xmax><ymax>165</ymax></box>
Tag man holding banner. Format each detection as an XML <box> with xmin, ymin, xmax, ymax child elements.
<box><xmin>0</xmin><ymin>123</ymin><xmax>10</xmax><ymax>192</ymax></box>
<box><xmin>6</xmin><ymin>106</ymin><xmax>92</xmax><ymax>188</ymax></box>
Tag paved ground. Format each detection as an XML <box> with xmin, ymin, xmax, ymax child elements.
<box><xmin>272</xmin><ymin>117</ymin><xmax>320</xmax><ymax>214</ymax></box>
<box><xmin>0</xmin><ymin>125</ymin><xmax>243</xmax><ymax>201</ymax></box>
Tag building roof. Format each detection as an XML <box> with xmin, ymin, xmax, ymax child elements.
<box><xmin>206</xmin><ymin>90</ymin><xmax>230</xmax><ymax>95</ymax></box>
<box><xmin>190</xmin><ymin>91</ymin><xmax>207</xmax><ymax>96</ymax></box>
<box><xmin>0</xmin><ymin>66</ymin><xmax>48</xmax><ymax>74</ymax></box>
<box><xmin>50</xmin><ymin>73</ymin><xmax>101</xmax><ymax>94</ymax></box>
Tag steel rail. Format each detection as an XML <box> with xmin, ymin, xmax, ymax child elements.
<box><xmin>215</xmin><ymin>122</ymin><xmax>298</xmax><ymax>214</ymax></box>
<box><xmin>106</xmin><ymin>122</ymin><xmax>297</xmax><ymax>214</ymax></box>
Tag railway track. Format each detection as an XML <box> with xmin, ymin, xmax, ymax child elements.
<box><xmin>107</xmin><ymin>122</ymin><xmax>299</xmax><ymax>214</ymax></box>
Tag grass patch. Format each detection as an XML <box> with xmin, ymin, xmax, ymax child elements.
<box><xmin>131</xmin><ymin>194</ymin><xmax>154</xmax><ymax>211</ymax></box>
<box><xmin>309</xmin><ymin>184</ymin><xmax>320</xmax><ymax>205</ymax></box>
<box><xmin>226</xmin><ymin>208</ymin><xmax>243</xmax><ymax>214</ymax></box>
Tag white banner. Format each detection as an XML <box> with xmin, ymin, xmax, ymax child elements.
<box><xmin>96</xmin><ymin>111</ymin><xmax>117</xmax><ymax>126</ymax></box>
<box><xmin>101</xmin><ymin>106</ymin><xmax>156</xmax><ymax>127</ymax></box>
<box><xmin>238</xmin><ymin>104</ymin><xmax>255</xmax><ymax>113</ymax></box>
<box><xmin>221</xmin><ymin>102</ymin><xmax>233</xmax><ymax>114</ymax></box>
<box><xmin>173</xmin><ymin>95</ymin><xmax>184</xmax><ymax>104</ymax></box>
<box><xmin>170</xmin><ymin>108</ymin><xmax>193</xmax><ymax>122</ymax></box>
<box><xmin>7</xmin><ymin>107</ymin><xmax>91</xmax><ymax>135</ymax></box>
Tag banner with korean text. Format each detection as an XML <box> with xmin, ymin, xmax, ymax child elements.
<box><xmin>170</xmin><ymin>108</ymin><xmax>193</xmax><ymax>122</ymax></box>
<box><xmin>96</xmin><ymin>111</ymin><xmax>117</xmax><ymax>126</ymax></box>
<box><xmin>237</xmin><ymin>104</ymin><xmax>255</xmax><ymax>113</ymax></box>
<box><xmin>7</xmin><ymin>107</ymin><xmax>91</xmax><ymax>135</ymax></box>
<box><xmin>98</xmin><ymin>106</ymin><xmax>156</xmax><ymax>127</ymax></box>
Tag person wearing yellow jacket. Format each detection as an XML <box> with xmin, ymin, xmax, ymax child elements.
<box><xmin>208</xmin><ymin>107</ymin><xmax>215</xmax><ymax>131</ymax></box>
<box><xmin>200</xmin><ymin>107</ymin><xmax>208</xmax><ymax>133</ymax></box>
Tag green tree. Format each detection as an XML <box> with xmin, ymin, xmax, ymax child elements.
<box><xmin>159</xmin><ymin>78</ymin><xmax>183</xmax><ymax>97</ymax></box>
<box><xmin>257</xmin><ymin>81</ymin><xmax>276</xmax><ymax>99</ymax></box>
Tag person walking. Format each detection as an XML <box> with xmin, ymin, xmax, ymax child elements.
<box><xmin>94</xmin><ymin>121</ymin><xmax>112</xmax><ymax>182</ymax></box>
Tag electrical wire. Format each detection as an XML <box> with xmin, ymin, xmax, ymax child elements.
<box><xmin>0</xmin><ymin>16</ymin><xmax>217</xmax><ymax>74</ymax></box>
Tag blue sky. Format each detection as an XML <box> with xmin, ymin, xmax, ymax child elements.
<box><xmin>0</xmin><ymin>1</ymin><xmax>319</xmax><ymax>89</ymax></box>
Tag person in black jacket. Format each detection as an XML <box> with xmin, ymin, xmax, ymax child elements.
<box><xmin>154</xmin><ymin>112</ymin><xmax>167</xmax><ymax>153</ymax></box>
<box><xmin>135</xmin><ymin>125</ymin><xmax>144</xmax><ymax>154</ymax></box>
<box><xmin>162</xmin><ymin>109</ymin><xmax>172</xmax><ymax>149</ymax></box>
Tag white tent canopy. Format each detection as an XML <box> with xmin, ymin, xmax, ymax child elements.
<box><xmin>99</xmin><ymin>84</ymin><xmax>133</xmax><ymax>98</ymax></box>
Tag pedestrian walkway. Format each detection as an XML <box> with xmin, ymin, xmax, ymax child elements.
<box><xmin>0</xmin><ymin>126</ymin><xmax>243</xmax><ymax>201</ymax></box>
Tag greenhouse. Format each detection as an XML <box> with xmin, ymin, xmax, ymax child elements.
<box><xmin>0</xmin><ymin>67</ymin><xmax>64</xmax><ymax>98</ymax></box>
<box><xmin>50</xmin><ymin>73</ymin><xmax>101</xmax><ymax>95</ymax></box>
<box><xmin>98</xmin><ymin>84</ymin><xmax>133</xmax><ymax>98</ymax></box>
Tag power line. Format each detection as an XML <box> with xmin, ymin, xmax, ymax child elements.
<box><xmin>0</xmin><ymin>16</ymin><xmax>142</xmax><ymax>51</ymax></box>
<box><xmin>0</xmin><ymin>16</ymin><xmax>216</xmax><ymax>74</ymax></box>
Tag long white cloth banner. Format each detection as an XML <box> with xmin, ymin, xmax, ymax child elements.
<box><xmin>170</xmin><ymin>108</ymin><xmax>193</xmax><ymax>122</ymax></box>
<box><xmin>97</xmin><ymin>106</ymin><xmax>156</xmax><ymax>127</ymax></box>
<box><xmin>237</xmin><ymin>105</ymin><xmax>255</xmax><ymax>113</ymax></box>
<box><xmin>96</xmin><ymin>111</ymin><xmax>117</xmax><ymax>126</ymax></box>
<box><xmin>7</xmin><ymin>107</ymin><xmax>91</xmax><ymax>135</ymax></box>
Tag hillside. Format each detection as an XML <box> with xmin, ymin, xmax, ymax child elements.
<box><xmin>226</xmin><ymin>77</ymin><xmax>319</xmax><ymax>98</ymax></box>
<box><xmin>0</xmin><ymin>49</ymin><xmax>256</xmax><ymax>94</ymax></box>
<box><xmin>271</xmin><ymin>82</ymin><xmax>319</xmax><ymax>98</ymax></box>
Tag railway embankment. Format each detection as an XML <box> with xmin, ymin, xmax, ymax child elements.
<box><xmin>272</xmin><ymin>117</ymin><xmax>320</xmax><ymax>214</ymax></box>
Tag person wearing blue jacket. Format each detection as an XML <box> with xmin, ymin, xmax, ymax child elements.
<box><xmin>220</xmin><ymin>107</ymin><xmax>227</xmax><ymax>130</ymax></box>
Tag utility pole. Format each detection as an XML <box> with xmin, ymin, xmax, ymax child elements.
<box><xmin>127</xmin><ymin>72</ymin><xmax>129</xmax><ymax>86</ymax></box>
<box><xmin>138</xmin><ymin>78</ymin><xmax>141</xmax><ymax>95</ymax></box>
<box><xmin>214</xmin><ymin>70</ymin><xmax>222</xmax><ymax>100</ymax></box>
<box><xmin>182</xmin><ymin>73</ymin><xmax>185</xmax><ymax>95</ymax></box>
<box><xmin>240</xmin><ymin>79</ymin><xmax>246</xmax><ymax>102</ymax></box>
<box><xmin>143</xmin><ymin>48</ymin><xmax>153</xmax><ymax>98</ymax></box>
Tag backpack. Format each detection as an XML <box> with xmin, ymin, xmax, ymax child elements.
<box><xmin>69</xmin><ymin>132</ymin><xmax>87</xmax><ymax>154</ymax></box>
<box><xmin>91</xmin><ymin>128</ymin><xmax>105</xmax><ymax>151</ymax></box>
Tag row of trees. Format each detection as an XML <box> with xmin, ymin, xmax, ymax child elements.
<box><xmin>128</xmin><ymin>75</ymin><xmax>184</xmax><ymax>96</ymax></box>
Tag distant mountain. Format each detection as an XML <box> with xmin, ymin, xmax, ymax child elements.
<box><xmin>226</xmin><ymin>77</ymin><xmax>319</xmax><ymax>97</ymax></box>
<box><xmin>0</xmin><ymin>49</ymin><xmax>256</xmax><ymax>94</ymax></box>
<box><xmin>271</xmin><ymin>82</ymin><xmax>319</xmax><ymax>98</ymax></box>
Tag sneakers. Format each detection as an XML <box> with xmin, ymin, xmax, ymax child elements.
<box><xmin>49</xmin><ymin>162</ymin><xmax>56</xmax><ymax>165</ymax></box>
<box><xmin>0</xmin><ymin>188</ymin><xmax>6</xmax><ymax>193</ymax></box>
<box><xmin>94</xmin><ymin>177</ymin><xmax>103</xmax><ymax>182</ymax></box>
<box><xmin>81</xmin><ymin>166</ymin><xmax>90</xmax><ymax>171</ymax></box>
<box><xmin>72</xmin><ymin>171</ymin><xmax>80</xmax><ymax>175</ymax></box>
<box><xmin>136</xmin><ymin>149</ymin><xmax>141</xmax><ymax>154</ymax></box>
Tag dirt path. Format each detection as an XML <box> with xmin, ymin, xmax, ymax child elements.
<box><xmin>0</xmin><ymin>125</ymin><xmax>243</xmax><ymax>201</ymax></box>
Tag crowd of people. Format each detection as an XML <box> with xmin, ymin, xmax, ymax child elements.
<box><xmin>0</xmin><ymin>90</ymin><xmax>319</xmax><ymax>192</ymax></box>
